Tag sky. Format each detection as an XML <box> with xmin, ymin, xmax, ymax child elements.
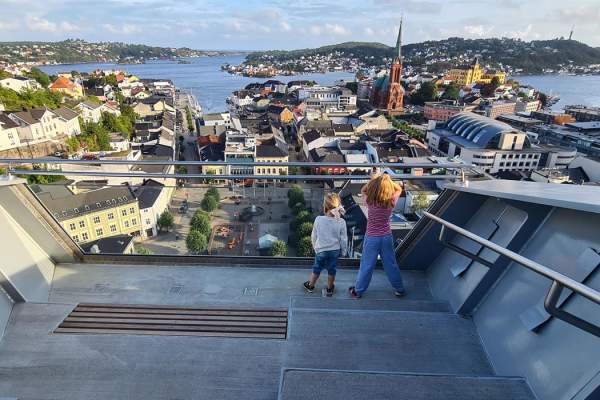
<box><xmin>0</xmin><ymin>0</ymin><xmax>598</xmax><ymax>50</ymax></box>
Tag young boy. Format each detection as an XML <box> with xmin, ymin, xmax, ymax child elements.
<box><xmin>303</xmin><ymin>193</ymin><xmax>348</xmax><ymax>297</ymax></box>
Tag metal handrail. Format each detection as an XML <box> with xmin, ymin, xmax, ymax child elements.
<box><xmin>0</xmin><ymin>158</ymin><xmax>469</xmax><ymax>169</ymax></box>
<box><xmin>7</xmin><ymin>169</ymin><xmax>459</xmax><ymax>181</ymax></box>
<box><xmin>424</xmin><ymin>211</ymin><xmax>600</xmax><ymax>337</ymax></box>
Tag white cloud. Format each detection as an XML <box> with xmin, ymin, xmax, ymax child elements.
<box><xmin>309</xmin><ymin>25</ymin><xmax>322</xmax><ymax>36</ymax></box>
<box><xmin>0</xmin><ymin>20</ymin><xmax>18</xmax><ymax>31</ymax></box>
<box><xmin>364</xmin><ymin>27</ymin><xmax>375</xmax><ymax>36</ymax></box>
<box><xmin>463</xmin><ymin>25</ymin><xmax>494</xmax><ymax>37</ymax></box>
<box><xmin>280</xmin><ymin>21</ymin><xmax>291</xmax><ymax>32</ymax></box>
<box><xmin>25</xmin><ymin>15</ymin><xmax>57</xmax><ymax>33</ymax></box>
<box><xmin>103</xmin><ymin>23</ymin><xmax>140</xmax><ymax>34</ymax></box>
<box><xmin>325</xmin><ymin>23</ymin><xmax>349</xmax><ymax>36</ymax></box>
<box><xmin>60</xmin><ymin>21</ymin><xmax>80</xmax><ymax>33</ymax></box>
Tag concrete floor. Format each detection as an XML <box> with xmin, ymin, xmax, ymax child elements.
<box><xmin>0</xmin><ymin>264</ymin><xmax>497</xmax><ymax>400</ymax></box>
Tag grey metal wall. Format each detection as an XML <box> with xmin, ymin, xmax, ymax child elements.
<box><xmin>0</xmin><ymin>289</ymin><xmax>12</xmax><ymax>338</ymax></box>
<box><xmin>473</xmin><ymin>208</ymin><xmax>600</xmax><ymax>400</ymax></box>
<box><xmin>427</xmin><ymin>198</ymin><xmax>529</xmax><ymax>311</ymax></box>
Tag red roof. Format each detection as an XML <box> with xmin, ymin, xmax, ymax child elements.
<box><xmin>50</xmin><ymin>76</ymin><xmax>75</xmax><ymax>90</ymax></box>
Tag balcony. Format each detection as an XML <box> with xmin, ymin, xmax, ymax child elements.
<box><xmin>0</xmin><ymin>160</ymin><xmax>598</xmax><ymax>400</ymax></box>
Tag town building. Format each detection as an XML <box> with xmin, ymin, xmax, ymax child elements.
<box><xmin>224</xmin><ymin>131</ymin><xmax>256</xmax><ymax>176</ymax></box>
<box><xmin>564</xmin><ymin>105</ymin><xmax>600</xmax><ymax>122</ymax></box>
<box><xmin>530</xmin><ymin>110</ymin><xmax>575</xmax><ymax>125</ymax></box>
<box><xmin>255</xmin><ymin>137</ymin><xmax>289</xmax><ymax>177</ymax></box>
<box><xmin>370</xmin><ymin>18</ymin><xmax>404</xmax><ymax>114</ymax></box>
<box><xmin>0</xmin><ymin>76</ymin><xmax>41</xmax><ymax>93</ymax></box>
<box><xmin>424</xmin><ymin>101</ymin><xmax>477</xmax><ymax>122</ymax></box>
<box><xmin>298</xmin><ymin>86</ymin><xmax>357</xmax><ymax>113</ymax></box>
<box><xmin>53</xmin><ymin>107</ymin><xmax>82</xmax><ymax>137</ymax></box>
<box><xmin>80</xmin><ymin>235</ymin><xmax>135</xmax><ymax>255</ymax></box>
<box><xmin>427</xmin><ymin>112</ymin><xmax>576</xmax><ymax>174</ymax></box>
<box><xmin>0</xmin><ymin>113</ymin><xmax>21</xmax><ymax>151</ymax></box>
<box><xmin>496</xmin><ymin>114</ymin><xmax>544</xmax><ymax>130</ymax></box>
<box><xmin>133</xmin><ymin>179</ymin><xmax>171</xmax><ymax>238</ymax></box>
<box><xmin>49</xmin><ymin>77</ymin><xmax>84</xmax><ymax>98</ymax></box>
<box><xmin>534</xmin><ymin>121</ymin><xmax>600</xmax><ymax>158</ymax></box>
<box><xmin>9</xmin><ymin>108</ymin><xmax>60</xmax><ymax>142</ymax></box>
<box><xmin>34</xmin><ymin>185</ymin><xmax>142</xmax><ymax>244</ymax></box>
<box><xmin>484</xmin><ymin>101</ymin><xmax>516</xmax><ymax>119</ymax></box>
<box><xmin>515</xmin><ymin>99</ymin><xmax>541</xmax><ymax>114</ymax></box>
<box><xmin>447</xmin><ymin>58</ymin><xmax>506</xmax><ymax>86</ymax></box>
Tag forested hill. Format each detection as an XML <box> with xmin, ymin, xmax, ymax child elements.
<box><xmin>246</xmin><ymin>38</ymin><xmax>600</xmax><ymax>73</ymax></box>
<box><xmin>0</xmin><ymin>39</ymin><xmax>229</xmax><ymax>64</ymax></box>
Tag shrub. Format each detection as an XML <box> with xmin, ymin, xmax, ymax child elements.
<box><xmin>186</xmin><ymin>231</ymin><xmax>208</xmax><ymax>254</ymax></box>
<box><xmin>296</xmin><ymin>222</ymin><xmax>313</xmax><ymax>238</ymax></box>
<box><xmin>201</xmin><ymin>195</ymin><xmax>218</xmax><ymax>212</ymax></box>
<box><xmin>296</xmin><ymin>236</ymin><xmax>315</xmax><ymax>257</ymax></box>
<box><xmin>190</xmin><ymin>211</ymin><xmax>211</xmax><ymax>236</ymax></box>
<box><xmin>269</xmin><ymin>240</ymin><xmax>287</xmax><ymax>257</ymax></box>
<box><xmin>206</xmin><ymin>187</ymin><xmax>220</xmax><ymax>202</ymax></box>
<box><xmin>291</xmin><ymin>203</ymin><xmax>306</xmax><ymax>216</ymax></box>
<box><xmin>287</xmin><ymin>185</ymin><xmax>305</xmax><ymax>208</ymax></box>
<box><xmin>157</xmin><ymin>210</ymin><xmax>174</xmax><ymax>232</ymax></box>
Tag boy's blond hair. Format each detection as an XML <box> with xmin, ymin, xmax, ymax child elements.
<box><xmin>323</xmin><ymin>193</ymin><xmax>342</xmax><ymax>215</ymax></box>
<box><xmin>364</xmin><ymin>174</ymin><xmax>402</xmax><ymax>208</ymax></box>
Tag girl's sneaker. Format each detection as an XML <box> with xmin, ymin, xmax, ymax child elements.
<box><xmin>394</xmin><ymin>290</ymin><xmax>406</xmax><ymax>298</ymax></box>
<box><xmin>325</xmin><ymin>284</ymin><xmax>335</xmax><ymax>297</ymax></box>
<box><xmin>348</xmin><ymin>286</ymin><xmax>361</xmax><ymax>299</ymax></box>
<box><xmin>303</xmin><ymin>281</ymin><xmax>315</xmax><ymax>293</ymax></box>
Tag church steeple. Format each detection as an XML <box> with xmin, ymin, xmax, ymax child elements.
<box><xmin>395</xmin><ymin>16</ymin><xmax>403</xmax><ymax>63</ymax></box>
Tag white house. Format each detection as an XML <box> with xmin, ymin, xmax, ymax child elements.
<box><xmin>0</xmin><ymin>113</ymin><xmax>21</xmax><ymax>151</ymax></box>
<box><xmin>76</xmin><ymin>100</ymin><xmax>103</xmax><ymax>123</ymax></box>
<box><xmin>108</xmin><ymin>132</ymin><xmax>130</xmax><ymax>152</ymax></box>
<box><xmin>53</xmin><ymin>107</ymin><xmax>82</xmax><ymax>137</ymax></box>
<box><xmin>0</xmin><ymin>77</ymin><xmax>41</xmax><ymax>93</ymax></box>
<box><xmin>9</xmin><ymin>108</ymin><xmax>60</xmax><ymax>142</ymax></box>
<box><xmin>134</xmin><ymin>180</ymin><xmax>173</xmax><ymax>238</ymax></box>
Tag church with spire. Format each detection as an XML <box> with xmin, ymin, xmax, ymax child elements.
<box><xmin>370</xmin><ymin>18</ymin><xmax>405</xmax><ymax>114</ymax></box>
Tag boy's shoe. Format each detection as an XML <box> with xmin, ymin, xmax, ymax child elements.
<box><xmin>325</xmin><ymin>284</ymin><xmax>335</xmax><ymax>297</ymax></box>
<box><xmin>394</xmin><ymin>290</ymin><xmax>406</xmax><ymax>298</ymax></box>
<box><xmin>348</xmin><ymin>286</ymin><xmax>361</xmax><ymax>299</ymax></box>
<box><xmin>303</xmin><ymin>281</ymin><xmax>315</xmax><ymax>293</ymax></box>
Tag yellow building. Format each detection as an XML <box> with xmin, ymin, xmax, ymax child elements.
<box><xmin>37</xmin><ymin>186</ymin><xmax>142</xmax><ymax>244</ymax></box>
<box><xmin>255</xmin><ymin>138</ymin><xmax>289</xmax><ymax>177</ymax></box>
<box><xmin>447</xmin><ymin>58</ymin><xmax>505</xmax><ymax>86</ymax></box>
<box><xmin>49</xmin><ymin>77</ymin><xmax>84</xmax><ymax>99</ymax></box>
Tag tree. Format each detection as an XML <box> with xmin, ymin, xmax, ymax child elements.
<box><xmin>186</xmin><ymin>106</ymin><xmax>195</xmax><ymax>132</ymax></box>
<box><xmin>296</xmin><ymin>221</ymin><xmax>313</xmax><ymax>238</ymax></box>
<box><xmin>269</xmin><ymin>240</ymin><xmax>288</xmax><ymax>257</ymax></box>
<box><xmin>157</xmin><ymin>210</ymin><xmax>174</xmax><ymax>232</ymax></box>
<box><xmin>291</xmin><ymin>210</ymin><xmax>312</xmax><ymax>231</ymax></box>
<box><xmin>296</xmin><ymin>236</ymin><xmax>315</xmax><ymax>257</ymax></box>
<box><xmin>410</xmin><ymin>81</ymin><xmax>437</xmax><ymax>105</ymax></box>
<box><xmin>291</xmin><ymin>203</ymin><xmax>306</xmax><ymax>216</ymax></box>
<box><xmin>135</xmin><ymin>246</ymin><xmax>153</xmax><ymax>255</ymax></box>
<box><xmin>206</xmin><ymin>187</ymin><xmax>220</xmax><ymax>202</ymax></box>
<box><xmin>186</xmin><ymin>231</ymin><xmax>208</xmax><ymax>254</ymax></box>
<box><xmin>538</xmin><ymin>92</ymin><xmax>549</xmax><ymax>108</ymax></box>
<box><xmin>410</xmin><ymin>192</ymin><xmax>430</xmax><ymax>214</ymax></box>
<box><xmin>176</xmin><ymin>166</ymin><xmax>188</xmax><ymax>174</ymax></box>
<box><xmin>442</xmin><ymin>83</ymin><xmax>460</xmax><ymax>100</ymax></box>
<box><xmin>480</xmin><ymin>76</ymin><xmax>501</xmax><ymax>98</ymax></box>
<box><xmin>105</xmin><ymin>74</ymin><xmax>118</xmax><ymax>87</ymax></box>
<box><xmin>190</xmin><ymin>211</ymin><xmax>212</xmax><ymax>236</ymax></box>
<box><xmin>25</xmin><ymin>67</ymin><xmax>51</xmax><ymax>88</ymax></box>
<box><xmin>201</xmin><ymin>195</ymin><xmax>218</xmax><ymax>212</ymax></box>
<box><xmin>287</xmin><ymin>185</ymin><xmax>305</xmax><ymax>208</ymax></box>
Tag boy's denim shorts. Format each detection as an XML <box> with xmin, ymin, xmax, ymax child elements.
<box><xmin>312</xmin><ymin>249</ymin><xmax>340</xmax><ymax>276</ymax></box>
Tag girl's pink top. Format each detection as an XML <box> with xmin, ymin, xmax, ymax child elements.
<box><xmin>366</xmin><ymin>193</ymin><xmax>400</xmax><ymax>237</ymax></box>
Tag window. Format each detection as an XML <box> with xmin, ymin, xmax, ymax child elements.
<box><xmin>129</xmin><ymin>207</ymin><xmax>135</xmax><ymax>214</ymax></box>
<box><xmin>108</xmin><ymin>213</ymin><xmax>114</xmax><ymax>220</ymax></box>
<box><xmin>69</xmin><ymin>223</ymin><xmax>76</xmax><ymax>231</ymax></box>
<box><xmin>93</xmin><ymin>216</ymin><xmax>101</xmax><ymax>224</ymax></box>
<box><xmin>72</xmin><ymin>235</ymin><xmax>79</xmax><ymax>242</ymax></box>
<box><xmin>124</xmin><ymin>221</ymin><xmax>130</xmax><ymax>228</ymax></box>
<box><xmin>146</xmin><ymin>218</ymin><xmax>151</xmax><ymax>225</ymax></box>
<box><xmin>110</xmin><ymin>224</ymin><xmax>117</xmax><ymax>233</ymax></box>
<box><xmin>131</xmin><ymin>218</ymin><xmax>137</xmax><ymax>226</ymax></box>
<box><xmin>96</xmin><ymin>228</ymin><xmax>103</xmax><ymax>237</ymax></box>
<box><xmin>122</xmin><ymin>209</ymin><xmax>127</xmax><ymax>217</ymax></box>
<box><xmin>79</xmin><ymin>221</ymin><xmax>85</xmax><ymax>228</ymax></box>
<box><xmin>82</xmin><ymin>232</ymin><xmax>89</xmax><ymax>241</ymax></box>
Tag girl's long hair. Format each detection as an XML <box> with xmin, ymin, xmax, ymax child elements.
<box><xmin>324</xmin><ymin>193</ymin><xmax>342</xmax><ymax>215</ymax></box>
<box><xmin>364</xmin><ymin>174</ymin><xmax>401</xmax><ymax>208</ymax></box>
